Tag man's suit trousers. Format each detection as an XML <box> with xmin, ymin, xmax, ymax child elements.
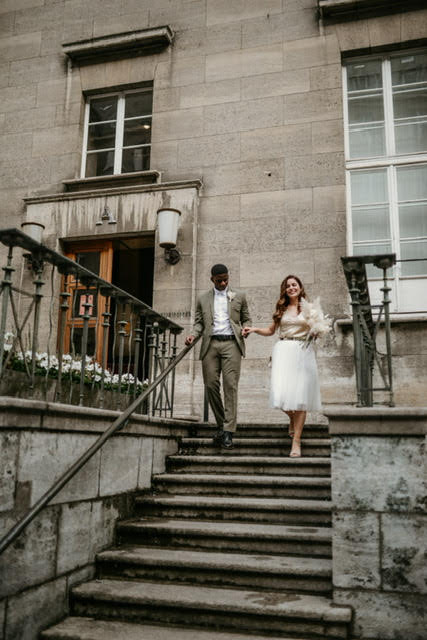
<box><xmin>202</xmin><ymin>338</ymin><xmax>241</xmax><ymax>433</ymax></box>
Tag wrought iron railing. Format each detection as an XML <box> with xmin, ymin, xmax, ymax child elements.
<box><xmin>0</xmin><ymin>228</ymin><xmax>183</xmax><ymax>416</ymax></box>
<box><xmin>341</xmin><ymin>254</ymin><xmax>395</xmax><ymax>407</ymax></box>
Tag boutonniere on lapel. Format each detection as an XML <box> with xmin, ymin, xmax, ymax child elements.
<box><xmin>227</xmin><ymin>291</ymin><xmax>236</xmax><ymax>302</ymax></box>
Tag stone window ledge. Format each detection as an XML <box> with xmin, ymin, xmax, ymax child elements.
<box><xmin>63</xmin><ymin>171</ymin><xmax>161</xmax><ymax>193</ymax></box>
<box><xmin>62</xmin><ymin>26</ymin><xmax>174</xmax><ymax>64</ymax></box>
<box><xmin>318</xmin><ymin>0</ymin><xmax>426</xmax><ymax>21</ymax></box>
<box><xmin>336</xmin><ymin>313</ymin><xmax>427</xmax><ymax>327</ymax></box>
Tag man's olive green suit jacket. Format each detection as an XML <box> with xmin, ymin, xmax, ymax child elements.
<box><xmin>192</xmin><ymin>288</ymin><xmax>252</xmax><ymax>360</ymax></box>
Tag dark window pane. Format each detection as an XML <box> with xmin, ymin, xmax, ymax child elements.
<box><xmin>347</xmin><ymin>60</ymin><xmax>382</xmax><ymax>92</ymax></box>
<box><xmin>349</xmin><ymin>124</ymin><xmax>385</xmax><ymax>159</ymax></box>
<box><xmin>352</xmin><ymin>206</ymin><xmax>390</xmax><ymax>242</ymax></box>
<box><xmin>72</xmin><ymin>289</ymin><xmax>98</xmax><ymax>318</ymax></box>
<box><xmin>125</xmin><ymin>91</ymin><xmax>153</xmax><ymax>118</ymax></box>
<box><xmin>400</xmin><ymin>241</ymin><xmax>427</xmax><ymax>276</ymax></box>
<box><xmin>87</xmin><ymin>122</ymin><xmax>116</xmax><ymax>151</ymax></box>
<box><xmin>395</xmin><ymin>120</ymin><xmax>427</xmax><ymax>155</ymax></box>
<box><xmin>391</xmin><ymin>52</ymin><xmax>427</xmax><ymax>87</ymax></box>
<box><xmin>85</xmin><ymin>150</ymin><xmax>115</xmax><ymax>177</ymax></box>
<box><xmin>89</xmin><ymin>96</ymin><xmax>117</xmax><ymax>123</ymax></box>
<box><xmin>123</xmin><ymin>117</ymin><xmax>151</xmax><ymax>146</ymax></box>
<box><xmin>121</xmin><ymin>146</ymin><xmax>150</xmax><ymax>173</ymax></box>
<box><xmin>353</xmin><ymin>242</ymin><xmax>393</xmax><ymax>277</ymax></box>
<box><xmin>399</xmin><ymin>203</ymin><xmax>427</xmax><ymax>239</ymax></box>
<box><xmin>348</xmin><ymin>93</ymin><xmax>384</xmax><ymax>125</ymax></box>
<box><xmin>70</xmin><ymin>327</ymin><xmax>96</xmax><ymax>358</ymax></box>
<box><xmin>75</xmin><ymin>252</ymin><xmax>100</xmax><ymax>275</ymax></box>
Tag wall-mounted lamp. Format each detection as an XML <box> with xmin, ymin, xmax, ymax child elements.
<box><xmin>157</xmin><ymin>208</ymin><xmax>181</xmax><ymax>265</ymax></box>
<box><xmin>21</xmin><ymin>221</ymin><xmax>45</xmax><ymax>271</ymax></box>
<box><xmin>21</xmin><ymin>222</ymin><xmax>45</xmax><ymax>243</ymax></box>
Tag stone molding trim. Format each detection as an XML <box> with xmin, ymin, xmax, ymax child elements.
<box><xmin>0</xmin><ymin>396</ymin><xmax>198</xmax><ymax>437</ymax></box>
<box><xmin>22</xmin><ymin>179</ymin><xmax>203</xmax><ymax>205</ymax></box>
<box><xmin>324</xmin><ymin>406</ymin><xmax>427</xmax><ymax>435</ymax></box>
<box><xmin>318</xmin><ymin>0</ymin><xmax>427</xmax><ymax>22</ymax></box>
<box><xmin>63</xmin><ymin>170</ymin><xmax>161</xmax><ymax>193</ymax></box>
<box><xmin>336</xmin><ymin>314</ymin><xmax>427</xmax><ymax>326</ymax></box>
<box><xmin>62</xmin><ymin>26</ymin><xmax>174</xmax><ymax>64</ymax></box>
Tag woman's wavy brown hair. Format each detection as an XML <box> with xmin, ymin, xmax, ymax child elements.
<box><xmin>272</xmin><ymin>274</ymin><xmax>307</xmax><ymax>326</ymax></box>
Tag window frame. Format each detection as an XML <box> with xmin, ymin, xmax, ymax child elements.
<box><xmin>343</xmin><ymin>48</ymin><xmax>427</xmax><ymax>312</ymax></box>
<box><xmin>80</xmin><ymin>87</ymin><xmax>153</xmax><ymax>179</ymax></box>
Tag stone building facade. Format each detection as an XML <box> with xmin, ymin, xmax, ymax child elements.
<box><xmin>0</xmin><ymin>0</ymin><xmax>427</xmax><ymax>419</ymax></box>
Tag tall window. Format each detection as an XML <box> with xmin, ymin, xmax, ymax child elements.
<box><xmin>81</xmin><ymin>87</ymin><xmax>153</xmax><ymax>178</ymax></box>
<box><xmin>344</xmin><ymin>51</ymin><xmax>427</xmax><ymax>312</ymax></box>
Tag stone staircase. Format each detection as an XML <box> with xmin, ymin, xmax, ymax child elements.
<box><xmin>41</xmin><ymin>422</ymin><xmax>352</xmax><ymax>639</ymax></box>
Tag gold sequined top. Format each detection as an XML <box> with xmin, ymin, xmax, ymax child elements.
<box><xmin>278</xmin><ymin>311</ymin><xmax>310</xmax><ymax>339</ymax></box>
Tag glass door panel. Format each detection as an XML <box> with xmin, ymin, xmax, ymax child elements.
<box><xmin>64</xmin><ymin>241</ymin><xmax>113</xmax><ymax>361</ymax></box>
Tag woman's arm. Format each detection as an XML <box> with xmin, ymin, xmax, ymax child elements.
<box><xmin>242</xmin><ymin>322</ymin><xmax>276</xmax><ymax>338</ymax></box>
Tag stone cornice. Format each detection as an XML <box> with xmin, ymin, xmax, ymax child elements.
<box><xmin>318</xmin><ymin>0</ymin><xmax>427</xmax><ymax>21</ymax></box>
<box><xmin>23</xmin><ymin>179</ymin><xmax>203</xmax><ymax>205</ymax></box>
<box><xmin>62</xmin><ymin>26</ymin><xmax>174</xmax><ymax>64</ymax></box>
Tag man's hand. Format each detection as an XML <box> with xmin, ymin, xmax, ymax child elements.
<box><xmin>185</xmin><ymin>335</ymin><xmax>195</xmax><ymax>346</ymax></box>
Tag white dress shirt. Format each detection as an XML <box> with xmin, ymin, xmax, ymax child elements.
<box><xmin>212</xmin><ymin>287</ymin><xmax>233</xmax><ymax>335</ymax></box>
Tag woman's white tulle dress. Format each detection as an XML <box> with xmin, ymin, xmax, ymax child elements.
<box><xmin>269</xmin><ymin>310</ymin><xmax>322</xmax><ymax>412</ymax></box>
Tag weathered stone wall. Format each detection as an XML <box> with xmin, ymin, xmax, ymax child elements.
<box><xmin>0</xmin><ymin>397</ymin><xmax>193</xmax><ymax>640</ymax></box>
<box><xmin>326</xmin><ymin>407</ymin><xmax>427</xmax><ymax>640</ymax></box>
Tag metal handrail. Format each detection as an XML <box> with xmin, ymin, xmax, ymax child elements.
<box><xmin>0</xmin><ymin>336</ymin><xmax>200</xmax><ymax>555</ymax></box>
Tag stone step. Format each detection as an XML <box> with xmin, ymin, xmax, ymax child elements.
<box><xmin>136</xmin><ymin>494</ymin><xmax>332</xmax><ymax>525</ymax></box>
<box><xmin>96</xmin><ymin>546</ymin><xmax>332</xmax><ymax>594</ymax></box>
<box><xmin>179</xmin><ymin>437</ymin><xmax>331</xmax><ymax>457</ymax></box>
<box><xmin>71</xmin><ymin>579</ymin><xmax>351</xmax><ymax>638</ymax></box>
<box><xmin>117</xmin><ymin>519</ymin><xmax>332</xmax><ymax>557</ymax></box>
<box><xmin>152</xmin><ymin>472</ymin><xmax>331</xmax><ymax>499</ymax></box>
<box><xmin>191</xmin><ymin>424</ymin><xmax>329</xmax><ymax>439</ymax></box>
<box><xmin>167</xmin><ymin>455</ymin><xmax>331</xmax><ymax>476</ymax></box>
<box><xmin>41</xmin><ymin>616</ymin><xmax>319</xmax><ymax>640</ymax></box>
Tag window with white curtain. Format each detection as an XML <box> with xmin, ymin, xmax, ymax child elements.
<box><xmin>344</xmin><ymin>51</ymin><xmax>427</xmax><ymax>312</ymax></box>
<box><xmin>81</xmin><ymin>87</ymin><xmax>153</xmax><ymax>178</ymax></box>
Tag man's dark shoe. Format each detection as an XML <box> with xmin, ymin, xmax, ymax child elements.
<box><xmin>212</xmin><ymin>429</ymin><xmax>223</xmax><ymax>446</ymax></box>
<box><xmin>221</xmin><ymin>430</ymin><xmax>233</xmax><ymax>449</ymax></box>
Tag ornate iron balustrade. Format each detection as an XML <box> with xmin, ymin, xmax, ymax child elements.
<box><xmin>0</xmin><ymin>228</ymin><xmax>183</xmax><ymax>417</ymax></box>
<box><xmin>341</xmin><ymin>254</ymin><xmax>395</xmax><ymax>407</ymax></box>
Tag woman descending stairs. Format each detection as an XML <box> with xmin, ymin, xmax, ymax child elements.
<box><xmin>41</xmin><ymin>422</ymin><xmax>352</xmax><ymax>640</ymax></box>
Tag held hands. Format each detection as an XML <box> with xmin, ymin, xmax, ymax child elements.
<box><xmin>241</xmin><ymin>327</ymin><xmax>254</xmax><ymax>338</ymax></box>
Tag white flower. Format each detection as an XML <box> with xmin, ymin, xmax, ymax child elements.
<box><xmin>227</xmin><ymin>291</ymin><xmax>236</xmax><ymax>301</ymax></box>
<box><xmin>300</xmin><ymin>297</ymin><xmax>332</xmax><ymax>345</ymax></box>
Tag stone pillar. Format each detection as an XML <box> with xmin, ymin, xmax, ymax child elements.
<box><xmin>324</xmin><ymin>407</ymin><xmax>427</xmax><ymax>640</ymax></box>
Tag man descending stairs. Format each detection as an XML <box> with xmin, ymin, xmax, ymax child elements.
<box><xmin>41</xmin><ymin>422</ymin><xmax>352</xmax><ymax>639</ymax></box>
